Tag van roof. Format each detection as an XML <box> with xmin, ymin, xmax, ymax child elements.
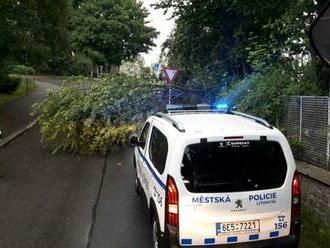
<box><xmin>154</xmin><ymin>112</ymin><xmax>280</xmax><ymax>137</ymax></box>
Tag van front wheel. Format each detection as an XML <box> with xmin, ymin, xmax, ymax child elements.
<box><xmin>134</xmin><ymin>167</ymin><xmax>140</xmax><ymax>195</ymax></box>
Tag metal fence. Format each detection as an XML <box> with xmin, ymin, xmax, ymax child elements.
<box><xmin>282</xmin><ymin>96</ymin><xmax>329</xmax><ymax>170</ymax></box>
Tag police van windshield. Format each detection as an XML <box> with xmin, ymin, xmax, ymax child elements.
<box><xmin>181</xmin><ymin>140</ymin><xmax>287</xmax><ymax>193</ymax></box>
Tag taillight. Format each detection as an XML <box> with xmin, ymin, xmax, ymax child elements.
<box><xmin>166</xmin><ymin>175</ymin><xmax>179</xmax><ymax>226</ymax></box>
<box><xmin>291</xmin><ymin>171</ymin><xmax>301</xmax><ymax>218</ymax></box>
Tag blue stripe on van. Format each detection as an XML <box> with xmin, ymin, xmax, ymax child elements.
<box><xmin>227</xmin><ymin>236</ymin><xmax>238</xmax><ymax>243</ymax></box>
<box><xmin>181</xmin><ymin>239</ymin><xmax>192</xmax><ymax>245</ymax></box>
<box><xmin>249</xmin><ymin>234</ymin><xmax>259</xmax><ymax>241</ymax></box>
<box><xmin>204</xmin><ymin>238</ymin><xmax>215</xmax><ymax>244</ymax></box>
<box><xmin>270</xmin><ymin>231</ymin><xmax>279</xmax><ymax>238</ymax></box>
<box><xmin>137</xmin><ymin>148</ymin><xmax>166</xmax><ymax>190</ymax></box>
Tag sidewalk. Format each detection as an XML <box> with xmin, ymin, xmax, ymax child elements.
<box><xmin>0</xmin><ymin>78</ymin><xmax>60</xmax><ymax>138</ymax></box>
<box><xmin>0</xmin><ymin>126</ymin><xmax>105</xmax><ymax>248</ymax></box>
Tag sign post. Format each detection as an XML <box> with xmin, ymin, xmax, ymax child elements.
<box><xmin>163</xmin><ymin>67</ymin><xmax>179</xmax><ymax>105</ymax></box>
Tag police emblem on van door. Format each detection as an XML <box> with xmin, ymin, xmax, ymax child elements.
<box><xmin>231</xmin><ymin>199</ymin><xmax>246</xmax><ymax>212</ymax></box>
<box><xmin>235</xmin><ymin>199</ymin><xmax>243</xmax><ymax>208</ymax></box>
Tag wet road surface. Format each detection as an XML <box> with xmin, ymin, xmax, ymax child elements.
<box><xmin>88</xmin><ymin>147</ymin><xmax>153</xmax><ymax>248</ymax></box>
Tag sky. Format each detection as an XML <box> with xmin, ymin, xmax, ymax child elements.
<box><xmin>141</xmin><ymin>0</ymin><xmax>175</xmax><ymax>66</ymax></box>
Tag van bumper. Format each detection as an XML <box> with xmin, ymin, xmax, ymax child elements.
<box><xmin>166</xmin><ymin>221</ymin><xmax>300</xmax><ymax>248</ymax></box>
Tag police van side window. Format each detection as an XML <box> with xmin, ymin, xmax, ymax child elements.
<box><xmin>149</xmin><ymin>127</ymin><xmax>168</xmax><ymax>174</ymax></box>
<box><xmin>139</xmin><ymin>122</ymin><xmax>150</xmax><ymax>149</ymax></box>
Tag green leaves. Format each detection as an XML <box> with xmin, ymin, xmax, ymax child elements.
<box><xmin>34</xmin><ymin>75</ymin><xmax>163</xmax><ymax>154</ymax></box>
<box><xmin>222</xmin><ymin>62</ymin><xmax>326</xmax><ymax>124</ymax></box>
<box><xmin>159</xmin><ymin>0</ymin><xmax>328</xmax><ymax>85</ymax></box>
<box><xmin>0</xmin><ymin>0</ymin><xmax>158</xmax><ymax>76</ymax></box>
<box><xmin>70</xmin><ymin>0</ymin><xmax>159</xmax><ymax>66</ymax></box>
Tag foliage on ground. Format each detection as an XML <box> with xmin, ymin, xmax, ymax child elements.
<box><xmin>0</xmin><ymin>78</ymin><xmax>36</xmax><ymax>107</ymax></box>
<box><xmin>300</xmin><ymin>207</ymin><xmax>330</xmax><ymax>248</ymax></box>
<box><xmin>33</xmin><ymin>75</ymin><xmax>164</xmax><ymax>154</ymax></box>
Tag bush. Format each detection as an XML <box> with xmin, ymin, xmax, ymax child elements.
<box><xmin>221</xmin><ymin>61</ymin><xmax>326</xmax><ymax>124</ymax></box>
<box><xmin>0</xmin><ymin>76</ymin><xmax>21</xmax><ymax>94</ymax></box>
<box><xmin>68</xmin><ymin>53</ymin><xmax>93</xmax><ymax>76</ymax></box>
<box><xmin>288</xmin><ymin>136</ymin><xmax>303</xmax><ymax>156</ymax></box>
<box><xmin>7</xmin><ymin>65</ymin><xmax>36</xmax><ymax>75</ymax></box>
<box><xmin>33</xmin><ymin>75</ymin><xmax>164</xmax><ymax>154</ymax></box>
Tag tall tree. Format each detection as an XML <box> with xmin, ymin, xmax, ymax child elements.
<box><xmin>70</xmin><ymin>0</ymin><xmax>158</xmax><ymax>66</ymax></box>
<box><xmin>158</xmin><ymin>0</ymin><xmax>328</xmax><ymax>87</ymax></box>
<box><xmin>35</xmin><ymin>0</ymin><xmax>71</xmax><ymax>74</ymax></box>
<box><xmin>0</xmin><ymin>0</ymin><xmax>71</xmax><ymax>74</ymax></box>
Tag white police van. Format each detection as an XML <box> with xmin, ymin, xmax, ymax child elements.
<box><xmin>130</xmin><ymin>105</ymin><xmax>300</xmax><ymax>248</ymax></box>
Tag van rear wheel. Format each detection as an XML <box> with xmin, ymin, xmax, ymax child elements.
<box><xmin>152</xmin><ymin>215</ymin><xmax>165</xmax><ymax>248</ymax></box>
<box><xmin>283</xmin><ymin>242</ymin><xmax>299</xmax><ymax>248</ymax></box>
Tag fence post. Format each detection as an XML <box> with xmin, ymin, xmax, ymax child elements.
<box><xmin>327</xmin><ymin>97</ymin><xmax>330</xmax><ymax>170</ymax></box>
<box><xmin>299</xmin><ymin>96</ymin><xmax>303</xmax><ymax>142</ymax></box>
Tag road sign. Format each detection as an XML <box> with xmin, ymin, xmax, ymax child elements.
<box><xmin>164</xmin><ymin>67</ymin><xmax>179</xmax><ymax>85</ymax></box>
<box><xmin>152</xmin><ymin>63</ymin><xmax>161</xmax><ymax>75</ymax></box>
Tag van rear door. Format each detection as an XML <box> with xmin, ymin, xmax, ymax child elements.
<box><xmin>178</xmin><ymin>139</ymin><xmax>292</xmax><ymax>246</ymax></box>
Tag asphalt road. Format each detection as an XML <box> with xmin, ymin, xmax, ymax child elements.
<box><xmin>0</xmin><ymin>127</ymin><xmax>104</xmax><ymax>248</ymax></box>
<box><xmin>88</xmin><ymin>146</ymin><xmax>153</xmax><ymax>248</ymax></box>
<box><xmin>1</xmin><ymin>76</ymin><xmax>153</xmax><ymax>248</ymax></box>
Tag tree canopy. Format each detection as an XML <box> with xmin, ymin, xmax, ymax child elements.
<box><xmin>0</xmin><ymin>0</ymin><xmax>158</xmax><ymax>75</ymax></box>
<box><xmin>157</xmin><ymin>0</ymin><xmax>329</xmax><ymax>123</ymax></box>
<box><xmin>71</xmin><ymin>0</ymin><xmax>158</xmax><ymax>66</ymax></box>
<box><xmin>0</xmin><ymin>0</ymin><xmax>71</xmax><ymax>74</ymax></box>
<box><xmin>158</xmin><ymin>0</ymin><xmax>328</xmax><ymax>84</ymax></box>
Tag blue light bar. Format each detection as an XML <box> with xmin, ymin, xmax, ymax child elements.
<box><xmin>215</xmin><ymin>103</ymin><xmax>229</xmax><ymax>111</ymax></box>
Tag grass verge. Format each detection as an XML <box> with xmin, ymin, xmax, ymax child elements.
<box><xmin>0</xmin><ymin>78</ymin><xmax>36</xmax><ymax>107</ymax></box>
<box><xmin>300</xmin><ymin>207</ymin><xmax>330</xmax><ymax>248</ymax></box>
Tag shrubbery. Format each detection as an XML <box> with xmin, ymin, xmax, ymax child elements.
<box><xmin>33</xmin><ymin>75</ymin><xmax>164</xmax><ymax>154</ymax></box>
<box><xmin>7</xmin><ymin>65</ymin><xmax>36</xmax><ymax>75</ymax></box>
<box><xmin>0</xmin><ymin>76</ymin><xmax>21</xmax><ymax>94</ymax></box>
<box><xmin>68</xmin><ymin>53</ymin><xmax>93</xmax><ymax>76</ymax></box>
<box><xmin>222</xmin><ymin>62</ymin><xmax>326</xmax><ymax>124</ymax></box>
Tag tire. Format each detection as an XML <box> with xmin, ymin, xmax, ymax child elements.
<box><xmin>283</xmin><ymin>242</ymin><xmax>299</xmax><ymax>248</ymax></box>
<box><xmin>152</xmin><ymin>214</ymin><xmax>165</xmax><ymax>248</ymax></box>
<box><xmin>134</xmin><ymin>166</ymin><xmax>140</xmax><ymax>195</ymax></box>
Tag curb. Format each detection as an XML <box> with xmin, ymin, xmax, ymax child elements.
<box><xmin>296</xmin><ymin>160</ymin><xmax>330</xmax><ymax>187</ymax></box>
<box><xmin>0</xmin><ymin>119</ymin><xmax>38</xmax><ymax>149</ymax></box>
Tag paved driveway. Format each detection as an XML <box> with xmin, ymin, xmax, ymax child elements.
<box><xmin>0</xmin><ymin>78</ymin><xmax>60</xmax><ymax>138</ymax></box>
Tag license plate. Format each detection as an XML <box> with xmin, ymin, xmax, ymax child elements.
<box><xmin>216</xmin><ymin>220</ymin><xmax>260</xmax><ymax>235</ymax></box>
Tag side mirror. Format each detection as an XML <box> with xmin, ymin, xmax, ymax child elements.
<box><xmin>129</xmin><ymin>135</ymin><xmax>139</xmax><ymax>147</ymax></box>
<box><xmin>310</xmin><ymin>1</ymin><xmax>330</xmax><ymax>67</ymax></box>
